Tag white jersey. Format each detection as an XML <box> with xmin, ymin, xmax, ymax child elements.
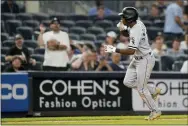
<box><xmin>127</xmin><ymin>20</ymin><xmax>152</xmax><ymax>57</ymax></box>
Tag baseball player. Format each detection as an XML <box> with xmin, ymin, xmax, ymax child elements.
<box><xmin>104</xmin><ymin>7</ymin><xmax>162</xmax><ymax>120</ymax></box>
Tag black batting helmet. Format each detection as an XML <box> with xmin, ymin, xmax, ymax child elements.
<box><xmin>118</xmin><ymin>7</ymin><xmax>138</xmax><ymax>23</ymax></box>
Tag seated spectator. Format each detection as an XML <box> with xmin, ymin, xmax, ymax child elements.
<box><xmin>4</xmin><ymin>56</ymin><xmax>24</xmax><ymax>72</ymax></box>
<box><xmin>105</xmin><ymin>31</ymin><xmax>117</xmax><ymax>46</ymax></box>
<box><xmin>110</xmin><ymin>53</ymin><xmax>126</xmax><ymax>71</ymax></box>
<box><xmin>152</xmin><ymin>36</ymin><xmax>166</xmax><ymax>59</ymax></box>
<box><xmin>95</xmin><ymin>56</ymin><xmax>113</xmax><ymax>71</ymax></box>
<box><xmin>1</xmin><ymin>0</ymin><xmax>20</xmax><ymax>13</ymax></box>
<box><xmin>180</xmin><ymin>60</ymin><xmax>188</xmax><ymax>73</ymax></box>
<box><xmin>116</xmin><ymin>34</ymin><xmax>129</xmax><ymax>49</ymax></box>
<box><xmin>5</xmin><ymin>34</ymin><xmax>36</xmax><ymax>70</ymax></box>
<box><xmin>68</xmin><ymin>44</ymin><xmax>82</xmax><ymax>64</ymax></box>
<box><xmin>88</xmin><ymin>0</ymin><xmax>112</xmax><ymax>16</ymax></box>
<box><xmin>148</xmin><ymin>4</ymin><xmax>162</xmax><ymax>22</ymax></box>
<box><xmin>180</xmin><ymin>32</ymin><xmax>188</xmax><ymax>50</ymax></box>
<box><xmin>94</xmin><ymin>5</ymin><xmax>106</xmax><ymax>21</ymax></box>
<box><xmin>155</xmin><ymin>0</ymin><xmax>167</xmax><ymax>15</ymax></box>
<box><xmin>164</xmin><ymin>0</ymin><xmax>186</xmax><ymax>41</ymax></box>
<box><xmin>98</xmin><ymin>43</ymin><xmax>110</xmax><ymax>60</ymax></box>
<box><xmin>166</xmin><ymin>38</ymin><xmax>184</xmax><ymax>57</ymax></box>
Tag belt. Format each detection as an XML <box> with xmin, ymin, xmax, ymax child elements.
<box><xmin>134</xmin><ymin>52</ymin><xmax>152</xmax><ymax>60</ymax></box>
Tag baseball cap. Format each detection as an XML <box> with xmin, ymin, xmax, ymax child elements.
<box><xmin>107</xmin><ymin>31</ymin><xmax>117</xmax><ymax>39</ymax></box>
<box><xmin>50</xmin><ymin>17</ymin><xmax>60</xmax><ymax>24</ymax></box>
<box><xmin>15</xmin><ymin>34</ymin><xmax>23</xmax><ymax>40</ymax></box>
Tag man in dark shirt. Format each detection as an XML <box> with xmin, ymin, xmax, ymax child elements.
<box><xmin>1</xmin><ymin>0</ymin><xmax>20</xmax><ymax>13</ymax></box>
<box><xmin>4</xmin><ymin>56</ymin><xmax>24</xmax><ymax>72</ymax></box>
<box><xmin>110</xmin><ymin>53</ymin><xmax>126</xmax><ymax>71</ymax></box>
<box><xmin>5</xmin><ymin>34</ymin><xmax>36</xmax><ymax>70</ymax></box>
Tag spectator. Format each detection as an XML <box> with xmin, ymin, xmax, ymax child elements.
<box><xmin>148</xmin><ymin>4</ymin><xmax>164</xmax><ymax>23</ymax></box>
<box><xmin>166</xmin><ymin>39</ymin><xmax>184</xmax><ymax>57</ymax></box>
<box><xmin>68</xmin><ymin>44</ymin><xmax>82</xmax><ymax>64</ymax></box>
<box><xmin>98</xmin><ymin>43</ymin><xmax>110</xmax><ymax>60</ymax></box>
<box><xmin>95</xmin><ymin>56</ymin><xmax>113</xmax><ymax>71</ymax></box>
<box><xmin>180</xmin><ymin>33</ymin><xmax>188</xmax><ymax>49</ymax></box>
<box><xmin>5</xmin><ymin>34</ymin><xmax>36</xmax><ymax>70</ymax></box>
<box><xmin>37</xmin><ymin>17</ymin><xmax>70</xmax><ymax>71</ymax></box>
<box><xmin>105</xmin><ymin>31</ymin><xmax>117</xmax><ymax>46</ymax></box>
<box><xmin>180</xmin><ymin>60</ymin><xmax>188</xmax><ymax>73</ymax></box>
<box><xmin>4</xmin><ymin>56</ymin><xmax>24</xmax><ymax>72</ymax></box>
<box><xmin>1</xmin><ymin>0</ymin><xmax>20</xmax><ymax>13</ymax></box>
<box><xmin>152</xmin><ymin>36</ymin><xmax>166</xmax><ymax>58</ymax></box>
<box><xmin>164</xmin><ymin>0</ymin><xmax>186</xmax><ymax>41</ymax></box>
<box><xmin>94</xmin><ymin>5</ymin><xmax>105</xmax><ymax>21</ymax></box>
<box><xmin>88</xmin><ymin>0</ymin><xmax>112</xmax><ymax>16</ymax></box>
<box><xmin>155</xmin><ymin>0</ymin><xmax>167</xmax><ymax>15</ymax></box>
<box><xmin>110</xmin><ymin>53</ymin><xmax>126</xmax><ymax>71</ymax></box>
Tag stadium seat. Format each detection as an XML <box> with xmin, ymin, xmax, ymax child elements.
<box><xmin>141</xmin><ymin>20</ymin><xmax>152</xmax><ymax>27</ymax></box>
<box><xmin>172</xmin><ymin>61</ymin><xmax>184</xmax><ymax>71</ymax></box>
<box><xmin>105</xmin><ymin>27</ymin><xmax>119</xmax><ymax>34</ymax></box>
<box><xmin>3</xmin><ymin>40</ymin><xmax>15</xmax><ymax>48</ymax></box>
<box><xmin>23</xmin><ymin>20</ymin><xmax>40</xmax><ymax>28</ymax></box>
<box><xmin>104</xmin><ymin>14</ymin><xmax>120</xmax><ymax>22</ymax></box>
<box><xmin>16</xmin><ymin>13</ymin><xmax>33</xmax><ymax>21</ymax></box>
<box><xmin>41</xmin><ymin>20</ymin><xmax>51</xmax><ymax>27</ymax></box>
<box><xmin>76</xmin><ymin>20</ymin><xmax>92</xmax><ymax>29</ymax></box>
<box><xmin>50</xmin><ymin>14</ymin><xmax>68</xmax><ymax>20</ymax></box>
<box><xmin>60</xmin><ymin>27</ymin><xmax>69</xmax><ymax>32</ymax></box>
<box><xmin>1</xmin><ymin>47</ymin><xmax>10</xmax><ymax>55</ymax></box>
<box><xmin>175</xmin><ymin>54</ymin><xmax>188</xmax><ymax>62</ymax></box>
<box><xmin>60</xmin><ymin>20</ymin><xmax>75</xmax><ymax>28</ymax></box>
<box><xmin>88</xmin><ymin>15</ymin><xmax>97</xmax><ymax>20</ymax></box>
<box><xmin>95</xmin><ymin>20</ymin><xmax>113</xmax><ymax>29</ymax></box>
<box><xmin>67</xmin><ymin>14</ymin><xmax>88</xmax><ymax>21</ymax></box>
<box><xmin>87</xmin><ymin>26</ymin><xmax>105</xmax><ymax>35</ymax></box>
<box><xmin>1</xmin><ymin>33</ymin><xmax>9</xmax><ymax>42</ymax></box>
<box><xmin>6</xmin><ymin>20</ymin><xmax>22</xmax><ymax>36</ymax></box>
<box><xmin>139</xmin><ymin>14</ymin><xmax>149</xmax><ymax>20</ymax></box>
<box><xmin>34</xmin><ymin>48</ymin><xmax>45</xmax><ymax>55</ymax></box>
<box><xmin>1</xmin><ymin>55</ymin><xmax>6</xmax><ymax>63</ymax></box>
<box><xmin>1</xmin><ymin>20</ymin><xmax>6</xmax><ymax>33</ymax></box>
<box><xmin>69</xmin><ymin>33</ymin><xmax>80</xmax><ymax>40</ymax></box>
<box><xmin>32</xmin><ymin>13</ymin><xmax>49</xmax><ymax>22</ymax></box>
<box><xmin>160</xmin><ymin>55</ymin><xmax>175</xmax><ymax>71</ymax></box>
<box><xmin>96</xmin><ymin>34</ymin><xmax>106</xmax><ymax>41</ymax></box>
<box><xmin>147</xmin><ymin>27</ymin><xmax>163</xmax><ymax>41</ymax></box>
<box><xmin>69</xmin><ymin>27</ymin><xmax>86</xmax><ymax>35</ymax></box>
<box><xmin>153</xmin><ymin>60</ymin><xmax>160</xmax><ymax>71</ymax></box>
<box><xmin>16</xmin><ymin>26</ymin><xmax>33</xmax><ymax>40</ymax></box>
<box><xmin>30</xmin><ymin>61</ymin><xmax>42</xmax><ymax>71</ymax></box>
<box><xmin>23</xmin><ymin>40</ymin><xmax>38</xmax><ymax>49</ymax></box>
<box><xmin>154</xmin><ymin>20</ymin><xmax>165</xmax><ymax>28</ymax></box>
<box><xmin>80</xmin><ymin>33</ymin><xmax>96</xmax><ymax>42</ymax></box>
<box><xmin>183</xmin><ymin>49</ymin><xmax>188</xmax><ymax>55</ymax></box>
<box><xmin>31</xmin><ymin>54</ymin><xmax>44</xmax><ymax>62</ymax></box>
<box><xmin>2</xmin><ymin>13</ymin><xmax>16</xmax><ymax>21</ymax></box>
<box><xmin>28</xmin><ymin>47</ymin><xmax>34</xmax><ymax>54</ymax></box>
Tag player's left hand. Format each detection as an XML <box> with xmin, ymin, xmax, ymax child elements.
<box><xmin>104</xmin><ymin>45</ymin><xmax>116</xmax><ymax>53</ymax></box>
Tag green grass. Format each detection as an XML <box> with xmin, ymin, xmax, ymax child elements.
<box><xmin>2</xmin><ymin>115</ymin><xmax>188</xmax><ymax>125</ymax></box>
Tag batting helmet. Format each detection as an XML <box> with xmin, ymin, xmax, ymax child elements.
<box><xmin>118</xmin><ymin>7</ymin><xmax>138</xmax><ymax>23</ymax></box>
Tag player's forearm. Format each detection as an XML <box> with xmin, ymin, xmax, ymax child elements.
<box><xmin>116</xmin><ymin>48</ymin><xmax>135</xmax><ymax>55</ymax></box>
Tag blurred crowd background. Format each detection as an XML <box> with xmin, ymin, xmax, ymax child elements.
<box><xmin>1</xmin><ymin>0</ymin><xmax>188</xmax><ymax>73</ymax></box>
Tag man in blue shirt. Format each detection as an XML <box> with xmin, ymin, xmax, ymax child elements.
<box><xmin>164</xmin><ymin>0</ymin><xmax>186</xmax><ymax>40</ymax></box>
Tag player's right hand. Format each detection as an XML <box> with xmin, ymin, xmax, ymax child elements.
<box><xmin>117</xmin><ymin>21</ymin><xmax>127</xmax><ymax>31</ymax></box>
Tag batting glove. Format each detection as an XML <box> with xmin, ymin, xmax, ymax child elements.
<box><xmin>104</xmin><ymin>45</ymin><xmax>116</xmax><ymax>53</ymax></box>
<box><xmin>117</xmin><ymin>21</ymin><xmax>127</xmax><ymax>31</ymax></box>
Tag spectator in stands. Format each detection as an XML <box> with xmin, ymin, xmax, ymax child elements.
<box><xmin>94</xmin><ymin>5</ymin><xmax>105</xmax><ymax>21</ymax></box>
<box><xmin>180</xmin><ymin>60</ymin><xmax>188</xmax><ymax>73</ymax></box>
<box><xmin>105</xmin><ymin>31</ymin><xmax>117</xmax><ymax>46</ymax></box>
<box><xmin>148</xmin><ymin>4</ymin><xmax>162</xmax><ymax>22</ymax></box>
<box><xmin>4</xmin><ymin>56</ymin><xmax>24</xmax><ymax>72</ymax></box>
<box><xmin>152</xmin><ymin>36</ymin><xmax>166</xmax><ymax>59</ymax></box>
<box><xmin>5</xmin><ymin>34</ymin><xmax>36</xmax><ymax>70</ymax></box>
<box><xmin>164</xmin><ymin>0</ymin><xmax>186</xmax><ymax>40</ymax></box>
<box><xmin>1</xmin><ymin>0</ymin><xmax>20</xmax><ymax>13</ymax></box>
<box><xmin>180</xmin><ymin>32</ymin><xmax>188</xmax><ymax>49</ymax></box>
<box><xmin>155</xmin><ymin>0</ymin><xmax>167</xmax><ymax>15</ymax></box>
<box><xmin>98</xmin><ymin>43</ymin><xmax>110</xmax><ymax>60</ymax></box>
<box><xmin>37</xmin><ymin>17</ymin><xmax>70</xmax><ymax>71</ymax></box>
<box><xmin>88</xmin><ymin>0</ymin><xmax>112</xmax><ymax>16</ymax></box>
<box><xmin>109</xmin><ymin>53</ymin><xmax>126</xmax><ymax>71</ymax></box>
<box><xmin>166</xmin><ymin>38</ymin><xmax>184</xmax><ymax>57</ymax></box>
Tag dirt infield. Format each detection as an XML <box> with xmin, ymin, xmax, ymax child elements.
<box><xmin>2</xmin><ymin>115</ymin><xmax>188</xmax><ymax>125</ymax></box>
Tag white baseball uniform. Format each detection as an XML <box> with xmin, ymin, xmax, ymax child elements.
<box><xmin>123</xmin><ymin>20</ymin><xmax>159</xmax><ymax>111</ymax></box>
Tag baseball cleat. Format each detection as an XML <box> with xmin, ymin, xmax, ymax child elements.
<box><xmin>152</xmin><ymin>87</ymin><xmax>161</xmax><ymax>100</ymax></box>
<box><xmin>144</xmin><ymin>111</ymin><xmax>162</xmax><ymax>120</ymax></box>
